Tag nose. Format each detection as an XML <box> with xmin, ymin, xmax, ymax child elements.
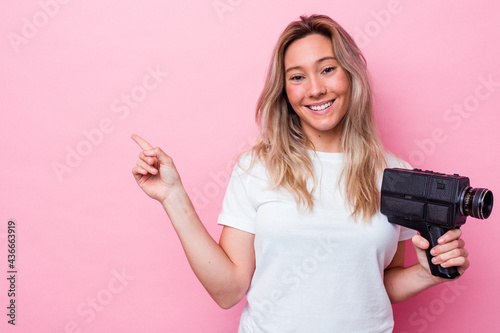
<box><xmin>307</xmin><ymin>75</ymin><xmax>326</xmax><ymax>98</ymax></box>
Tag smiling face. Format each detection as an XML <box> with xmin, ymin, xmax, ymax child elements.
<box><xmin>284</xmin><ymin>33</ymin><xmax>350</xmax><ymax>152</ymax></box>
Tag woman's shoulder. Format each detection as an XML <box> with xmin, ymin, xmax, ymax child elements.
<box><xmin>233</xmin><ymin>150</ymin><xmax>268</xmax><ymax>178</ymax></box>
<box><xmin>234</xmin><ymin>151</ymin><xmax>257</xmax><ymax>171</ymax></box>
<box><xmin>382</xmin><ymin>150</ymin><xmax>412</xmax><ymax>170</ymax></box>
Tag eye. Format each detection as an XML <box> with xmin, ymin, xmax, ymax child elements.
<box><xmin>289</xmin><ymin>74</ymin><xmax>304</xmax><ymax>82</ymax></box>
<box><xmin>322</xmin><ymin>66</ymin><xmax>336</xmax><ymax>74</ymax></box>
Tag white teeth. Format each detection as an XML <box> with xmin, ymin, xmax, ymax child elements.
<box><xmin>308</xmin><ymin>100</ymin><xmax>333</xmax><ymax>111</ymax></box>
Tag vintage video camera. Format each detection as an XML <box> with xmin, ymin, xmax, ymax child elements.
<box><xmin>380</xmin><ymin>168</ymin><xmax>494</xmax><ymax>279</ymax></box>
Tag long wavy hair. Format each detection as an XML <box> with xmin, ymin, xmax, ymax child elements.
<box><xmin>250</xmin><ymin>14</ymin><xmax>387</xmax><ymax>221</ymax></box>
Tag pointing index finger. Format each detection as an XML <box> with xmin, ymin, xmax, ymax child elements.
<box><xmin>131</xmin><ymin>134</ymin><xmax>153</xmax><ymax>151</ymax></box>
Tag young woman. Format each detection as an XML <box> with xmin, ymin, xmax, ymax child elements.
<box><xmin>131</xmin><ymin>14</ymin><xmax>469</xmax><ymax>332</ymax></box>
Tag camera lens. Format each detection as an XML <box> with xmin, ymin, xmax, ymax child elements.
<box><xmin>460</xmin><ymin>187</ymin><xmax>494</xmax><ymax>219</ymax></box>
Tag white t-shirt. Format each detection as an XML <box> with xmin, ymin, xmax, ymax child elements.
<box><xmin>218</xmin><ymin>151</ymin><xmax>416</xmax><ymax>333</ymax></box>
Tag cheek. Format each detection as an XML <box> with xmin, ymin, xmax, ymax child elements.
<box><xmin>285</xmin><ymin>85</ymin><xmax>303</xmax><ymax>105</ymax></box>
<box><xmin>337</xmin><ymin>73</ymin><xmax>350</xmax><ymax>96</ymax></box>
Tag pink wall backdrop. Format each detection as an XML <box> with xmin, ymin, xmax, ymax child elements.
<box><xmin>1</xmin><ymin>1</ymin><xmax>499</xmax><ymax>332</ymax></box>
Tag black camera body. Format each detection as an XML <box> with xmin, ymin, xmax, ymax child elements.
<box><xmin>381</xmin><ymin>168</ymin><xmax>493</xmax><ymax>279</ymax></box>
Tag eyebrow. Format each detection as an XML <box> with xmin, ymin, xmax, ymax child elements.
<box><xmin>285</xmin><ymin>56</ymin><xmax>337</xmax><ymax>74</ymax></box>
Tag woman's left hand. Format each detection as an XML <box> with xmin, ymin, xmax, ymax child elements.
<box><xmin>412</xmin><ymin>229</ymin><xmax>470</xmax><ymax>284</ymax></box>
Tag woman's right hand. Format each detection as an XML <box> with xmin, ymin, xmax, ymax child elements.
<box><xmin>131</xmin><ymin>135</ymin><xmax>256</xmax><ymax>309</ymax></box>
<box><xmin>131</xmin><ymin>134</ymin><xmax>183</xmax><ymax>204</ymax></box>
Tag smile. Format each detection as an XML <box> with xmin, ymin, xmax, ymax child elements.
<box><xmin>307</xmin><ymin>100</ymin><xmax>334</xmax><ymax>111</ymax></box>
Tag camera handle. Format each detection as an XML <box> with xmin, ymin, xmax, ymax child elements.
<box><xmin>388</xmin><ymin>217</ymin><xmax>460</xmax><ymax>279</ymax></box>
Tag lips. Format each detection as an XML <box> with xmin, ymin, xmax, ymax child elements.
<box><xmin>306</xmin><ymin>100</ymin><xmax>334</xmax><ymax>112</ymax></box>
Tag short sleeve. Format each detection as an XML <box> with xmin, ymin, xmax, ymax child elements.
<box><xmin>217</xmin><ymin>156</ymin><xmax>258</xmax><ymax>234</ymax></box>
<box><xmin>384</xmin><ymin>151</ymin><xmax>412</xmax><ymax>170</ymax></box>
<box><xmin>399</xmin><ymin>226</ymin><xmax>417</xmax><ymax>241</ymax></box>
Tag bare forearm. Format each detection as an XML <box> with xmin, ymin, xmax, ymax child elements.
<box><xmin>386</xmin><ymin>229</ymin><xmax>470</xmax><ymax>304</ymax></box>
<box><xmin>161</xmin><ymin>187</ymin><xmax>245</xmax><ymax>307</ymax></box>
<box><xmin>384</xmin><ymin>264</ymin><xmax>437</xmax><ymax>303</ymax></box>
<box><xmin>131</xmin><ymin>135</ymin><xmax>252</xmax><ymax>308</ymax></box>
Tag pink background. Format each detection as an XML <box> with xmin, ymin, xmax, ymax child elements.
<box><xmin>1</xmin><ymin>1</ymin><xmax>499</xmax><ymax>332</ymax></box>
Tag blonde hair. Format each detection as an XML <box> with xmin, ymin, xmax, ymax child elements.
<box><xmin>250</xmin><ymin>14</ymin><xmax>387</xmax><ymax>221</ymax></box>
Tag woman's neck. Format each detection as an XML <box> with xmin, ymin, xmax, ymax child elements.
<box><xmin>306</xmin><ymin>132</ymin><xmax>342</xmax><ymax>153</ymax></box>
